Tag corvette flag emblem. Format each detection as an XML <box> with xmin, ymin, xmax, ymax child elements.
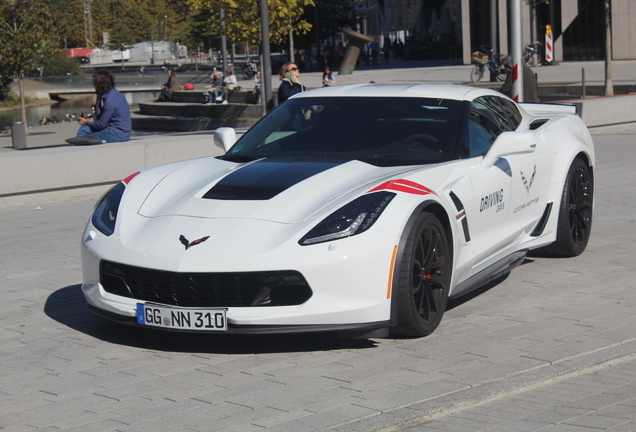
<box><xmin>179</xmin><ymin>235</ymin><xmax>210</xmax><ymax>250</ymax></box>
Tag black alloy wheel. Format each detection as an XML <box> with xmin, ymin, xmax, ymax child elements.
<box><xmin>540</xmin><ymin>158</ymin><xmax>593</xmax><ymax>257</ymax></box>
<box><xmin>393</xmin><ymin>212</ymin><xmax>451</xmax><ymax>337</ymax></box>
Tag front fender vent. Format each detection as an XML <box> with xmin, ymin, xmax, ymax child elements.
<box><xmin>450</xmin><ymin>191</ymin><xmax>471</xmax><ymax>243</ymax></box>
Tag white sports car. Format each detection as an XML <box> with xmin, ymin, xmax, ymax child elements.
<box><xmin>81</xmin><ymin>84</ymin><xmax>594</xmax><ymax>338</ymax></box>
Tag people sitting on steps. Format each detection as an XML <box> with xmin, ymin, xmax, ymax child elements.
<box><xmin>204</xmin><ymin>70</ymin><xmax>224</xmax><ymax>104</ymax></box>
<box><xmin>218</xmin><ymin>69</ymin><xmax>237</xmax><ymax>105</ymax></box>
<box><xmin>65</xmin><ymin>70</ymin><xmax>132</xmax><ymax>145</ymax></box>
<box><xmin>156</xmin><ymin>69</ymin><xmax>180</xmax><ymax>102</ymax></box>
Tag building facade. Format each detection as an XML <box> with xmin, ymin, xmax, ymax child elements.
<box><xmin>356</xmin><ymin>0</ymin><xmax>635</xmax><ymax>64</ymax></box>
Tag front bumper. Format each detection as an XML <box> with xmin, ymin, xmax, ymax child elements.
<box><xmin>81</xmin><ymin>217</ymin><xmax>399</xmax><ymax>333</ymax></box>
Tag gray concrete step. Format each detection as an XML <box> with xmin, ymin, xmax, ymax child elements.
<box><xmin>131</xmin><ymin>112</ymin><xmax>260</xmax><ymax>132</ymax></box>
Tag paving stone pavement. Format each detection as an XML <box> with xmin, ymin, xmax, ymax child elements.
<box><xmin>0</xmin><ymin>124</ymin><xmax>635</xmax><ymax>431</ymax></box>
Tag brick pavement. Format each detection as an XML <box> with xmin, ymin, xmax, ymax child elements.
<box><xmin>0</xmin><ymin>125</ymin><xmax>635</xmax><ymax>431</ymax></box>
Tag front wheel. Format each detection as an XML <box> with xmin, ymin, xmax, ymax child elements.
<box><xmin>496</xmin><ymin>65</ymin><xmax>509</xmax><ymax>81</ymax></box>
<box><xmin>539</xmin><ymin>158</ymin><xmax>593</xmax><ymax>257</ymax></box>
<box><xmin>470</xmin><ymin>65</ymin><xmax>484</xmax><ymax>83</ymax></box>
<box><xmin>392</xmin><ymin>212</ymin><xmax>451</xmax><ymax>337</ymax></box>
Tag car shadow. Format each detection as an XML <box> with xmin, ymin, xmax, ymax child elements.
<box><xmin>44</xmin><ymin>284</ymin><xmax>377</xmax><ymax>354</ymax></box>
<box><xmin>446</xmin><ymin>257</ymin><xmax>535</xmax><ymax>310</ymax></box>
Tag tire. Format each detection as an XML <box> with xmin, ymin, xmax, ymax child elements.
<box><xmin>540</xmin><ymin>159</ymin><xmax>593</xmax><ymax>257</ymax></box>
<box><xmin>496</xmin><ymin>65</ymin><xmax>508</xmax><ymax>82</ymax></box>
<box><xmin>470</xmin><ymin>65</ymin><xmax>484</xmax><ymax>83</ymax></box>
<box><xmin>392</xmin><ymin>212</ymin><xmax>451</xmax><ymax>337</ymax></box>
<box><xmin>524</xmin><ymin>52</ymin><xmax>538</xmax><ymax>67</ymax></box>
<box><xmin>242</xmin><ymin>67</ymin><xmax>254</xmax><ymax>80</ymax></box>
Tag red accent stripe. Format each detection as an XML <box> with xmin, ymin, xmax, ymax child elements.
<box><xmin>123</xmin><ymin>171</ymin><xmax>140</xmax><ymax>185</ymax></box>
<box><xmin>368</xmin><ymin>179</ymin><xmax>437</xmax><ymax>196</ymax></box>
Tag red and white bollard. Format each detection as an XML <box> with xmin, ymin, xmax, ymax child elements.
<box><xmin>545</xmin><ymin>24</ymin><xmax>553</xmax><ymax>63</ymax></box>
<box><xmin>511</xmin><ymin>63</ymin><xmax>520</xmax><ymax>102</ymax></box>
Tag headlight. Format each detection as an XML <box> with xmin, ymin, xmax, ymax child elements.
<box><xmin>91</xmin><ymin>172</ymin><xmax>139</xmax><ymax>236</ymax></box>
<box><xmin>91</xmin><ymin>183</ymin><xmax>126</xmax><ymax>236</ymax></box>
<box><xmin>299</xmin><ymin>192</ymin><xmax>395</xmax><ymax>245</ymax></box>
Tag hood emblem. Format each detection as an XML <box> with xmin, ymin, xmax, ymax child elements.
<box><xmin>179</xmin><ymin>235</ymin><xmax>210</xmax><ymax>250</ymax></box>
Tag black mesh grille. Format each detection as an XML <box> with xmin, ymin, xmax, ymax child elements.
<box><xmin>100</xmin><ymin>260</ymin><xmax>312</xmax><ymax>307</ymax></box>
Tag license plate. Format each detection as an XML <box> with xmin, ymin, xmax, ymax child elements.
<box><xmin>136</xmin><ymin>303</ymin><xmax>227</xmax><ymax>331</ymax></box>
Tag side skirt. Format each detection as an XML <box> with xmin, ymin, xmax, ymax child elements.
<box><xmin>450</xmin><ymin>250</ymin><xmax>528</xmax><ymax>299</ymax></box>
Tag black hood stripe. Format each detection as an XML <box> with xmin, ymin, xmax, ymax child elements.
<box><xmin>203</xmin><ymin>157</ymin><xmax>347</xmax><ymax>200</ymax></box>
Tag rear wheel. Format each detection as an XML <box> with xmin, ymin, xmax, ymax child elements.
<box><xmin>470</xmin><ymin>65</ymin><xmax>484</xmax><ymax>83</ymax></box>
<box><xmin>540</xmin><ymin>158</ymin><xmax>593</xmax><ymax>257</ymax></box>
<box><xmin>392</xmin><ymin>212</ymin><xmax>451</xmax><ymax>337</ymax></box>
<box><xmin>524</xmin><ymin>52</ymin><xmax>538</xmax><ymax>67</ymax></box>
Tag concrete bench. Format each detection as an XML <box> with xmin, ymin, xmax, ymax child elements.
<box><xmin>0</xmin><ymin>133</ymin><xmax>223</xmax><ymax>205</ymax></box>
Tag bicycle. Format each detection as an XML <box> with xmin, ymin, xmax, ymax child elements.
<box><xmin>470</xmin><ymin>49</ymin><xmax>509</xmax><ymax>83</ymax></box>
<box><xmin>523</xmin><ymin>41</ymin><xmax>542</xmax><ymax>67</ymax></box>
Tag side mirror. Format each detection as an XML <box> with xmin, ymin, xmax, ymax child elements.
<box><xmin>481</xmin><ymin>131</ymin><xmax>536</xmax><ymax>169</ymax></box>
<box><xmin>213</xmin><ymin>127</ymin><xmax>237</xmax><ymax>153</ymax></box>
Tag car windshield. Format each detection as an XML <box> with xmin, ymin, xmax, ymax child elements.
<box><xmin>223</xmin><ymin>96</ymin><xmax>463</xmax><ymax>167</ymax></box>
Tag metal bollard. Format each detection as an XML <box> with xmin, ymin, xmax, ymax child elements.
<box><xmin>582</xmin><ymin>68</ymin><xmax>586</xmax><ymax>99</ymax></box>
<box><xmin>11</xmin><ymin>121</ymin><xmax>27</xmax><ymax>149</ymax></box>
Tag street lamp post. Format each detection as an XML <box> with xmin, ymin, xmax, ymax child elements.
<box><xmin>260</xmin><ymin>0</ymin><xmax>273</xmax><ymax>112</ymax></box>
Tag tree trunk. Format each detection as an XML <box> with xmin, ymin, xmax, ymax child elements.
<box><xmin>19</xmin><ymin>72</ymin><xmax>28</xmax><ymax>135</ymax></box>
<box><xmin>289</xmin><ymin>23</ymin><xmax>295</xmax><ymax>64</ymax></box>
<box><xmin>604</xmin><ymin>0</ymin><xmax>613</xmax><ymax>96</ymax></box>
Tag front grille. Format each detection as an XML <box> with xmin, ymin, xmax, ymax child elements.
<box><xmin>100</xmin><ymin>260</ymin><xmax>313</xmax><ymax>307</ymax></box>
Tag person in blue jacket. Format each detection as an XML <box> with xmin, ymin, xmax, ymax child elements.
<box><xmin>76</xmin><ymin>71</ymin><xmax>132</xmax><ymax>143</ymax></box>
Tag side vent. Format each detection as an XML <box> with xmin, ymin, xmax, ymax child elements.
<box><xmin>449</xmin><ymin>191</ymin><xmax>471</xmax><ymax>243</ymax></box>
<box><xmin>529</xmin><ymin>119</ymin><xmax>549</xmax><ymax>130</ymax></box>
<box><xmin>531</xmin><ymin>203</ymin><xmax>553</xmax><ymax>236</ymax></box>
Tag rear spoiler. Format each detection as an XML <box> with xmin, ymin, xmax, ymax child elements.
<box><xmin>519</xmin><ymin>103</ymin><xmax>578</xmax><ymax>116</ymax></box>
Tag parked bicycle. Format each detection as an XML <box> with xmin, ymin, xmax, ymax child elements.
<box><xmin>523</xmin><ymin>41</ymin><xmax>542</xmax><ymax>67</ymax></box>
<box><xmin>470</xmin><ymin>48</ymin><xmax>509</xmax><ymax>83</ymax></box>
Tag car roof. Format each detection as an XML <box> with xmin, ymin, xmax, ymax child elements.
<box><xmin>291</xmin><ymin>83</ymin><xmax>508</xmax><ymax>102</ymax></box>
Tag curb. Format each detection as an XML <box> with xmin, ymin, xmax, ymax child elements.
<box><xmin>328</xmin><ymin>339</ymin><xmax>636</xmax><ymax>431</ymax></box>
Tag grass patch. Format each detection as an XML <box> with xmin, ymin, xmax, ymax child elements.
<box><xmin>0</xmin><ymin>94</ymin><xmax>33</xmax><ymax>108</ymax></box>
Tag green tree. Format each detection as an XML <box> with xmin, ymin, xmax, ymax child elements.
<box><xmin>0</xmin><ymin>0</ymin><xmax>58</xmax><ymax>133</ymax></box>
<box><xmin>0</xmin><ymin>65</ymin><xmax>12</xmax><ymax>102</ymax></box>
<box><xmin>49</xmin><ymin>0</ymin><xmax>199</xmax><ymax>50</ymax></box>
<box><xmin>185</xmin><ymin>7</ymin><xmax>222</xmax><ymax>51</ymax></box>
<box><xmin>188</xmin><ymin>0</ymin><xmax>314</xmax><ymax>46</ymax></box>
<box><xmin>40</xmin><ymin>52</ymin><xmax>84</xmax><ymax>76</ymax></box>
<box><xmin>49</xmin><ymin>0</ymin><xmax>86</xmax><ymax>48</ymax></box>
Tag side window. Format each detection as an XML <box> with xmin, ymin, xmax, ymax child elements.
<box><xmin>498</xmin><ymin>97</ymin><xmax>523</xmax><ymax>130</ymax></box>
<box><xmin>468</xmin><ymin>99</ymin><xmax>507</xmax><ymax>157</ymax></box>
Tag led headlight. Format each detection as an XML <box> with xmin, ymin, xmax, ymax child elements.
<box><xmin>299</xmin><ymin>192</ymin><xmax>395</xmax><ymax>245</ymax></box>
<box><xmin>91</xmin><ymin>172</ymin><xmax>139</xmax><ymax>236</ymax></box>
<box><xmin>91</xmin><ymin>183</ymin><xmax>125</xmax><ymax>236</ymax></box>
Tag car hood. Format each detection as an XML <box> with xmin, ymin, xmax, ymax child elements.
<box><xmin>135</xmin><ymin>157</ymin><xmax>421</xmax><ymax>224</ymax></box>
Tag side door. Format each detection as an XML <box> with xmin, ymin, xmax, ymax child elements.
<box><xmin>498</xmin><ymin>98</ymin><xmax>554</xmax><ymax>239</ymax></box>
<box><xmin>464</xmin><ymin>96</ymin><xmax>516</xmax><ymax>272</ymax></box>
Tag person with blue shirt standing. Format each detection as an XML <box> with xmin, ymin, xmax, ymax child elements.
<box><xmin>76</xmin><ymin>71</ymin><xmax>132</xmax><ymax>143</ymax></box>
